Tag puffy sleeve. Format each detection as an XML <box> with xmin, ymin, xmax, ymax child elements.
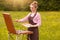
<box><xmin>33</xmin><ymin>12</ymin><xmax>41</xmax><ymax>27</ymax></box>
<box><xmin>19</xmin><ymin>13</ymin><xmax>30</xmax><ymax>22</ymax></box>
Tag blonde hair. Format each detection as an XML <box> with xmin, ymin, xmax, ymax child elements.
<box><xmin>30</xmin><ymin>1</ymin><xmax>38</xmax><ymax>9</ymax></box>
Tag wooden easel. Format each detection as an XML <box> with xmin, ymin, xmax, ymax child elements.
<box><xmin>3</xmin><ymin>13</ymin><xmax>33</xmax><ymax>40</ymax></box>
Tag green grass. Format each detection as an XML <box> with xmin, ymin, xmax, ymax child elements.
<box><xmin>0</xmin><ymin>11</ymin><xmax>60</xmax><ymax>40</ymax></box>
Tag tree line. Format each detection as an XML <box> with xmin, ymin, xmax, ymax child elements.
<box><xmin>0</xmin><ymin>0</ymin><xmax>60</xmax><ymax>11</ymax></box>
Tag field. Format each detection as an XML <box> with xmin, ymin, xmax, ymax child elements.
<box><xmin>0</xmin><ymin>11</ymin><xmax>60</xmax><ymax>40</ymax></box>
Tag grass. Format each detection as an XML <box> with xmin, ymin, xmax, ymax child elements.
<box><xmin>0</xmin><ymin>11</ymin><xmax>60</xmax><ymax>40</ymax></box>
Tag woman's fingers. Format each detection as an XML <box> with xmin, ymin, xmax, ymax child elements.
<box><xmin>15</xmin><ymin>19</ymin><xmax>19</xmax><ymax>22</ymax></box>
<box><xmin>22</xmin><ymin>24</ymin><xmax>31</xmax><ymax>27</ymax></box>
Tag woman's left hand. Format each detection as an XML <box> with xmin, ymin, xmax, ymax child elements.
<box><xmin>22</xmin><ymin>23</ymin><xmax>31</xmax><ymax>27</ymax></box>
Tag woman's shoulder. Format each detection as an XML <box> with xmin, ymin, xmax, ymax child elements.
<box><xmin>27</xmin><ymin>12</ymin><xmax>31</xmax><ymax>16</ymax></box>
<box><xmin>28</xmin><ymin>12</ymin><xmax>31</xmax><ymax>15</ymax></box>
<box><xmin>37</xmin><ymin>12</ymin><xmax>41</xmax><ymax>16</ymax></box>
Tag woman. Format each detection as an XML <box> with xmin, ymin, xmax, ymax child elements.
<box><xmin>15</xmin><ymin>1</ymin><xmax>41</xmax><ymax>40</ymax></box>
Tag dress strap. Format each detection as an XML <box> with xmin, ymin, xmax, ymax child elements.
<box><xmin>29</xmin><ymin>12</ymin><xmax>37</xmax><ymax>19</ymax></box>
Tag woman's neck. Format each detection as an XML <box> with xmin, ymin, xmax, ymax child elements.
<box><xmin>31</xmin><ymin>10</ymin><xmax>37</xmax><ymax>14</ymax></box>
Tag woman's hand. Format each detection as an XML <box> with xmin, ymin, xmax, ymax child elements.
<box><xmin>30</xmin><ymin>25</ymin><xmax>38</xmax><ymax>27</ymax></box>
<box><xmin>22</xmin><ymin>23</ymin><xmax>31</xmax><ymax>27</ymax></box>
<box><xmin>15</xmin><ymin>19</ymin><xmax>20</xmax><ymax>22</ymax></box>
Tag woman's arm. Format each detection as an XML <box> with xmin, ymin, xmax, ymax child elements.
<box><xmin>15</xmin><ymin>13</ymin><xmax>30</xmax><ymax>22</ymax></box>
<box><xmin>30</xmin><ymin>13</ymin><xmax>41</xmax><ymax>27</ymax></box>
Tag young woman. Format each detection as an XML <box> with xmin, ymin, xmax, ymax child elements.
<box><xmin>15</xmin><ymin>1</ymin><xmax>41</xmax><ymax>40</ymax></box>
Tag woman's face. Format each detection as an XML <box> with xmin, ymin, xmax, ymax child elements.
<box><xmin>30</xmin><ymin>5</ymin><xmax>36</xmax><ymax>12</ymax></box>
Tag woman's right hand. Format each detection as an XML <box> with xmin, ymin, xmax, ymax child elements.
<box><xmin>15</xmin><ymin>19</ymin><xmax>20</xmax><ymax>22</ymax></box>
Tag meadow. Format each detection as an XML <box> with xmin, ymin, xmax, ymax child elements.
<box><xmin>0</xmin><ymin>11</ymin><xmax>60</xmax><ymax>40</ymax></box>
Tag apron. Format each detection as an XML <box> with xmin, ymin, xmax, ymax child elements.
<box><xmin>27</xmin><ymin>13</ymin><xmax>39</xmax><ymax>40</ymax></box>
